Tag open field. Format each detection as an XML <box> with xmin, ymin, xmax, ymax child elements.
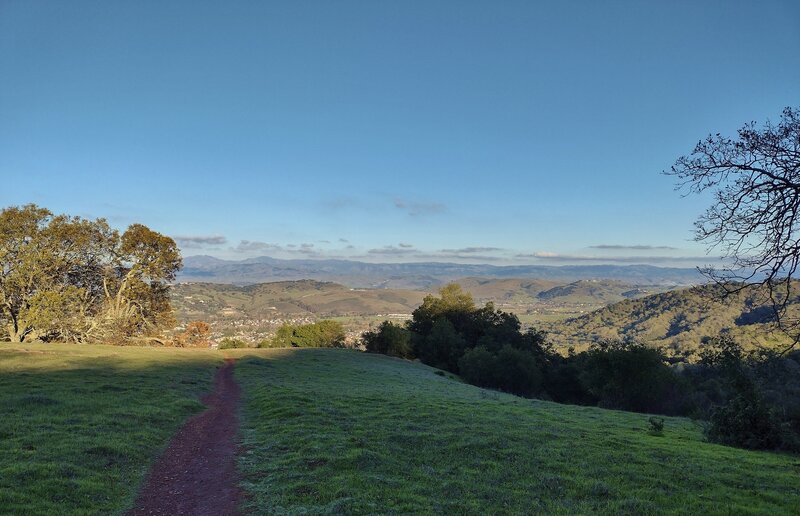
<box><xmin>0</xmin><ymin>343</ymin><xmax>222</xmax><ymax>514</ymax></box>
<box><xmin>231</xmin><ymin>348</ymin><xmax>800</xmax><ymax>514</ymax></box>
<box><xmin>2</xmin><ymin>343</ymin><xmax>800</xmax><ymax>514</ymax></box>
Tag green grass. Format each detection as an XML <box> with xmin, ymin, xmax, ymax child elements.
<box><xmin>232</xmin><ymin>348</ymin><xmax>800</xmax><ymax>514</ymax></box>
<box><xmin>0</xmin><ymin>343</ymin><xmax>222</xmax><ymax>515</ymax></box>
<box><xmin>3</xmin><ymin>344</ymin><xmax>800</xmax><ymax>514</ymax></box>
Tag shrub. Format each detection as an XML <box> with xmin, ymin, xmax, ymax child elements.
<box><xmin>362</xmin><ymin>321</ymin><xmax>412</xmax><ymax>358</ymax></box>
<box><xmin>579</xmin><ymin>341</ymin><xmax>687</xmax><ymax>414</ymax></box>
<box><xmin>494</xmin><ymin>345</ymin><xmax>543</xmax><ymax>397</ymax></box>
<box><xmin>174</xmin><ymin>321</ymin><xmax>212</xmax><ymax>348</ymax></box>
<box><xmin>458</xmin><ymin>346</ymin><xmax>499</xmax><ymax>388</ymax></box>
<box><xmin>218</xmin><ymin>338</ymin><xmax>251</xmax><ymax>349</ymax></box>
<box><xmin>705</xmin><ymin>386</ymin><xmax>785</xmax><ymax>450</ymax></box>
<box><xmin>414</xmin><ymin>318</ymin><xmax>466</xmax><ymax>372</ymax></box>
<box><xmin>648</xmin><ymin>417</ymin><xmax>665</xmax><ymax>436</ymax></box>
<box><xmin>458</xmin><ymin>345</ymin><xmax>542</xmax><ymax>397</ymax></box>
<box><xmin>266</xmin><ymin>320</ymin><xmax>346</xmax><ymax>348</ymax></box>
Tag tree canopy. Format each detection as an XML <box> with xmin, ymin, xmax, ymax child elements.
<box><xmin>0</xmin><ymin>204</ymin><xmax>181</xmax><ymax>342</ymax></box>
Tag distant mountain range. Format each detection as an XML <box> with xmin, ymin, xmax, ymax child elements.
<box><xmin>179</xmin><ymin>255</ymin><xmax>705</xmax><ymax>288</ymax></box>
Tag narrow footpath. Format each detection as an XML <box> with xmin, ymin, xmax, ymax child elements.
<box><xmin>129</xmin><ymin>358</ymin><xmax>242</xmax><ymax>516</ymax></box>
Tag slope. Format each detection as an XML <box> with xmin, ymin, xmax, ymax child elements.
<box><xmin>548</xmin><ymin>284</ymin><xmax>799</xmax><ymax>353</ymax></box>
<box><xmin>232</xmin><ymin>348</ymin><xmax>800</xmax><ymax>513</ymax></box>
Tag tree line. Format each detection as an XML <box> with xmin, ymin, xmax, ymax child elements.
<box><xmin>363</xmin><ymin>284</ymin><xmax>800</xmax><ymax>452</ymax></box>
<box><xmin>0</xmin><ymin>205</ymin><xmax>181</xmax><ymax>343</ymax></box>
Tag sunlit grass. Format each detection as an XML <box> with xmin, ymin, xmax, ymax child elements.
<box><xmin>0</xmin><ymin>343</ymin><xmax>222</xmax><ymax>515</ymax></box>
<box><xmin>3</xmin><ymin>343</ymin><xmax>799</xmax><ymax>515</ymax></box>
<box><xmin>233</xmin><ymin>348</ymin><xmax>800</xmax><ymax>514</ymax></box>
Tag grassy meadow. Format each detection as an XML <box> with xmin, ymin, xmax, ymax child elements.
<box><xmin>232</xmin><ymin>348</ymin><xmax>800</xmax><ymax>514</ymax></box>
<box><xmin>0</xmin><ymin>343</ymin><xmax>223</xmax><ymax>514</ymax></box>
<box><xmin>1</xmin><ymin>343</ymin><xmax>799</xmax><ymax>514</ymax></box>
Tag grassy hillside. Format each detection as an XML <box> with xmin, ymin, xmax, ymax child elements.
<box><xmin>231</xmin><ymin>348</ymin><xmax>800</xmax><ymax>514</ymax></box>
<box><xmin>536</xmin><ymin>279</ymin><xmax>668</xmax><ymax>304</ymax></box>
<box><xmin>0</xmin><ymin>343</ymin><xmax>222</xmax><ymax>515</ymax></box>
<box><xmin>2</xmin><ymin>344</ymin><xmax>799</xmax><ymax>513</ymax></box>
<box><xmin>455</xmin><ymin>277</ymin><xmax>559</xmax><ymax>301</ymax></box>
<box><xmin>548</xmin><ymin>284</ymin><xmax>798</xmax><ymax>353</ymax></box>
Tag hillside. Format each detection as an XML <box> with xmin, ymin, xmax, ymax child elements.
<box><xmin>231</xmin><ymin>348</ymin><xmax>799</xmax><ymax>513</ymax></box>
<box><xmin>547</xmin><ymin>284</ymin><xmax>799</xmax><ymax>353</ymax></box>
<box><xmin>536</xmin><ymin>279</ymin><xmax>669</xmax><ymax>304</ymax></box>
<box><xmin>3</xmin><ymin>344</ymin><xmax>799</xmax><ymax>513</ymax></box>
<box><xmin>179</xmin><ymin>255</ymin><xmax>703</xmax><ymax>288</ymax></box>
<box><xmin>171</xmin><ymin>278</ymin><xmax>673</xmax><ymax>342</ymax></box>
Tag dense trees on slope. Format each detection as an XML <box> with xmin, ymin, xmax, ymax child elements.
<box><xmin>0</xmin><ymin>205</ymin><xmax>181</xmax><ymax>343</ymax></box>
<box><xmin>365</xmin><ymin>284</ymin><xmax>800</xmax><ymax>451</ymax></box>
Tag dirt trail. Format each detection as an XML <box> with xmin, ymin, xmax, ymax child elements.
<box><xmin>129</xmin><ymin>358</ymin><xmax>242</xmax><ymax>515</ymax></box>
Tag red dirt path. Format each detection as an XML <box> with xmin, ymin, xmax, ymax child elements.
<box><xmin>129</xmin><ymin>358</ymin><xmax>242</xmax><ymax>515</ymax></box>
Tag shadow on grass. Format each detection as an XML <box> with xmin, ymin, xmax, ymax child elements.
<box><xmin>0</xmin><ymin>352</ymin><xmax>221</xmax><ymax>516</ymax></box>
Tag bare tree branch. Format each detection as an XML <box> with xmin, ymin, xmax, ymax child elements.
<box><xmin>666</xmin><ymin>107</ymin><xmax>800</xmax><ymax>354</ymax></box>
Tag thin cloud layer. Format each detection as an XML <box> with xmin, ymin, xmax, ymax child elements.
<box><xmin>439</xmin><ymin>246</ymin><xmax>502</xmax><ymax>253</ymax></box>
<box><xmin>233</xmin><ymin>240</ymin><xmax>282</xmax><ymax>253</ymax></box>
<box><xmin>368</xmin><ymin>245</ymin><xmax>420</xmax><ymax>256</ymax></box>
<box><xmin>589</xmin><ymin>244</ymin><xmax>678</xmax><ymax>250</ymax></box>
<box><xmin>394</xmin><ymin>199</ymin><xmax>446</xmax><ymax>216</ymax></box>
<box><xmin>517</xmin><ymin>251</ymin><xmax>716</xmax><ymax>264</ymax></box>
<box><xmin>174</xmin><ymin>235</ymin><xmax>228</xmax><ymax>247</ymax></box>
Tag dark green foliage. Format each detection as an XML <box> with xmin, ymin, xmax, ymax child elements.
<box><xmin>695</xmin><ymin>337</ymin><xmax>800</xmax><ymax>451</ymax></box>
<box><xmin>367</xmin><ymin>284</ymin><xmax>800</xmax><ymax>452</ymax></box>
<box><xmin>361</xmin><ymin>321</ymin><xmax>412</xmax><ymax>358</ymax></box>
<box><xmin>705</xmin><ymin>387</ymin><xmax>785</xmax><ymax>450</ymax></box>
<box><xmin>495</xmin><ymin>345</ymin><xmax>543</xmax><ymax>396</ymax></box>
<box><xmin>218</xmin><ymin>338</ymin><xmax>251</xmax><ymax>349</ymax></box>
<box><xmin>402</xmin><ymin>285</ymin><xmax>552</xmax><ymax>398</ymax></box>
<box><xmin>415</xmin><ymin>318</ymin><xmax>467</xmax><ymax>371</ymax></box>
<box><xmin>459</xmin><ymin>345</ymin><xmax>544</xmax><ymax>397</ymax></box>
<box><xmin>578</xmin><ymin>341</ymin><xmax>687</xmax><ymax>414</ymax></box>
<box><xmin>648</xmin><ymin>417</ymin><xmax>665</xmax><ymax>436</ymax></box>
<box><xmin>458</xmin><ymin>346</ymin><xmax>499</xmax><ymax>388</ymax></box>
<box><xmin>264</xmin><ymin>320</ymin><xmax>346</xmax><ymax>348</ymax></box>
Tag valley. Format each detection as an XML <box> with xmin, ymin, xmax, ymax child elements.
<box><xmin>171</xmin><ymin>277</ymin><xmax>677</xmax><ymax>346</ymax></box>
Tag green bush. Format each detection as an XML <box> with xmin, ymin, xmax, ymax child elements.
<box><xmin>362</xmin><ymin>321</ymin><xmax>412</xmax><ymax>358</ymax></box>
<box><xmin>698</xmin><ymin>337</ymin><xmax>799</xmax><ymax>451</ymax></box>
<box><xmin>579</xmin><ymin>341</ymin><xmax>687</xmax><ymax>414</ymax></box>
<box><xmin>218</xmin><ymin>338</ymin><xmax>252</xmax><ymax>349</ymax></box>
<box><xmin>265</xmin><ymin>320</ymin><xmax>346</xmax><ymax>348</ymax></box>
<box><xmin>458</xmin><ymin>346</ymin><xmax>499</xmax><ymax>388</ymax></box>
<box><xmin>705</xmin><ymin>386</ymin><xmax>786</xmax><ymax>450</ymax></box>
<box><xmin>458</xmin><ymin>345</ymin><xmax>542</xmax><ymax>397</ymax></box>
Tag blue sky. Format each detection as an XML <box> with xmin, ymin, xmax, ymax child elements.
<box><xmin>1</xmin><ymin>1</ymin><xmax>798</xmax><ymax>265</ymax></box>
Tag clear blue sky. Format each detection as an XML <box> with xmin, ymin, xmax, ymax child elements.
<box><xmin>1</xmin><ymin>1</ymin><xmax>798</xmax><ymax>265</ymax></box>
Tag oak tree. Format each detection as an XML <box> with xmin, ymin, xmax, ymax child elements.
<box><xmin>667</xmin><ymin>107</ymin><xmax>800</xmax><ymax>350</ymax></box>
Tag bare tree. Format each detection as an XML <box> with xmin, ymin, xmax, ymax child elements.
<box><xmin>666</xmin><ymin>107</ymin><xmax>800</xmax><ymax>351</ymax></box>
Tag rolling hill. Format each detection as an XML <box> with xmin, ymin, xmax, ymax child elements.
<box><xmin>233</xmin><ymin>348</ymin><xmax>798</xmax><ymax>513</ymax></box>
<box><xmin>171</xmin><ymin>278</ymin><xmax>686</xmax><ymax>343</ymax></box>
<box><xmin>547</xmin><ymin>284</ymin><xmax>799</xmax><ymax>353</ymax></box>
